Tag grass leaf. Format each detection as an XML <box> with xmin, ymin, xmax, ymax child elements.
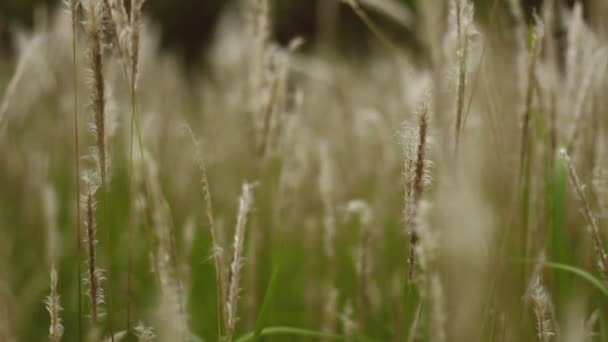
<box><xmin>548</xmin><ymin>149</ymin><xmax>570</xmax><ymax>300</ymax></box>
<box><xmin>542</xmin><ymin>261</ymin><xmax>608</xmax><ymax>297</ymax></box>
<box><xmin>235</xmin><ymin>326</ymin><xmax>344</xmax><ymax>342</ymax></box>
<box><xmin>252</xmin><ymin>266</ymin><xmax>280</xmax><ymax>342</ymax></box>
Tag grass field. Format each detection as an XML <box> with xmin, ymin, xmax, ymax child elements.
<box><xmin>1</xmin><ymin>0</ymin><xmax>608</xmax><ymax>341</ymax></box>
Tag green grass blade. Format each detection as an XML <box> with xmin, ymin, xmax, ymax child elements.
<box><xmin>252</xmin><ymin>266</ymin><xmax>280</xmax><ymax>342</ymax></box>
<box><xmin>236</xmin><ymin>326</ymin><xmax>344</xmax><ymax>342</ymax></box>
<box><xmin>512</xmin><ymin>258</ymin><xmax>608</xmax><ymax>296</ymax></box>
<box><xmin>543</xmin><ymin>261</ymin><xmax>608</xmax><ymax>297</ymax></box>
<box><xmin>548</xmin><ymin>149</ymin><xmax>570</xmax><ymax>300</ymax></box>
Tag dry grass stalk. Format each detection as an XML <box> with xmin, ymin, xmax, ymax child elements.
<box><xmin>403</xmin><ymin>99</ymin><xmax>431</xmax><ymax>279</ymax></box>
<box><xmin>83</xmin><ymin>0</ymin><xmax>108</xmax><ymax>189</ymax></box>
<box><xmin>529</xmin><ymin>276</ymin><xmax>554</xmax><ymax>342</ymax></box>
<box><xmin>46</xmin><ymin>266</ymin><xmax>64</xmax><ymax>342</ymax></box>
<box><xmin>82</xmin><ymin>174</ymin><xmax>104</xmax><ymax>323</ymax></box>
<box><xmin>226</xmin><ymin>183</ymin><xmax>255</xmax><ymax>341</ymax></box>
<box><xmin>83</xmin><ymin>3</ymin><xmax>115</xmax><ymax>339</ymax></box>
<box><xmin>561</xmin><ymin>150</ymin><xmax>608</xmax><ymax>282</ymax></box>
<box><xmin>185</xmin><ymin>126</ymin><xmax>228</xmax><ymax>335</ymax></box>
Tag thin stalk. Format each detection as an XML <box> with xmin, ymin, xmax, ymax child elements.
<box><xmin>126</xmin><ymin>79</ymin><xmax>137</xmax><ymax>332</ymax></box>
<box><xmin>561</xmin><ymin>150</ymin><xmax>608</xmax><ymax>282</ymax></box>
<box><xmin>186</xmin><ymin>126</ymin><xmax>227</xmax><ymax>338</ymax></box>
<box><xmin>68</xmin><ymin>0</ymin><xmax>82</xmax><ymax>338</ymax></box>
<box><xmin>102</xmin><ymin>184</ymin><xmax>115</xmax><ymax>342</ymax></box>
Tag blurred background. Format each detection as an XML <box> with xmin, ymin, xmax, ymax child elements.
<box><xmin>0</xmin><ymin>0</ymin><xmax>558</xmax><ymax>66</ymax></box>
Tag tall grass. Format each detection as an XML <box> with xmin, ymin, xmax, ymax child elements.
<box><xmin>1</xmin><ymin>0</ymin><xmax>608</xmax><ymax>341</ymax></box>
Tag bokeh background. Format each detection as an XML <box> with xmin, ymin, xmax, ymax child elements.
<box><xmin>0</xmin><ymin>0</ymin><xmax>556</xmax><ymax>66</ymax></box>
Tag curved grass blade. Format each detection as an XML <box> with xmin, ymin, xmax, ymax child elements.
<box><xmin>236</xmin><ymin>326</ymin><xmax>344</xmax><ymax>342</ymax></box>
<box><xmin>542</xmin><ymin>262</ymin><xmax>608</xmax><ymax>297</ymax></box>
<box><xmin>253</xmin><ymin>266</ymin><xmax>279</xmax><ymax>342</ymax></box>
<box><xmin>512</xmin><ymin>258</ymin><xmax>608</xmax><ymax>296</ymax></box>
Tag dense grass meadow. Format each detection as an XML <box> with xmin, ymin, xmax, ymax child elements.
<box><xmin>1</xmin><ymin>0</ymin><xmax>608</xmax><ymax>341</ymax></box>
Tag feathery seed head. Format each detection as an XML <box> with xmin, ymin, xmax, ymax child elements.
<box><xmin>81</xmin><ymin>173</ymin><xmax>105</xmax><ymax>323</ymax></box>
<box><xmin>530</xmin><ymin>277</ymin><xmax>555</xmax><ymax>342</ymax></box>
<box><xmin>226</xmin><ymin>182</ymin><xmax>256</xmax><ymax>338</ymax></box>
<box><xmin>134</xmin><ymin>322</ymin><xmax>155</xmax><ymax>341</ymax></box>
<box><xmin>45</xmin><ymin>266</ymin><xmax>64</xmax><ymax>342</ymax></box>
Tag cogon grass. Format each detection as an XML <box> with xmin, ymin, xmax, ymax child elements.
<box><xmin>529</xmin><ymin>276</ymin><xmax>554</xmax><ymax>342</ymax></box>
<box><xmin>82</xmin><ymin>1</ymin><xmax>116</xmax><ymax>339</ymax></box>
<box><xmin>226</xmin><ymin>183</ymin><xmax>256</xmax><ymax>342</ymax></box>
<box><xmin>561</xmin><ymin>149</ymin><xmax>608</xmax><ymax>283</ymax></box>
<box><xmin>403</xmin><ymin>98</ymin><xmax>431</xmax><ymax>280</ymax></box>
<box><xmin>3</xmin><ymin>1</ymin><xmax>608</xmax><ymax>341</ymax></box>
<box><xmin>46</xmin><ymin>266</ymin><xmax>64</xmax><ymax>342</ymax></box>
<box><xmin>82</xmin><ymin>173</ymin><xmax>104</xmax><ymax>324</ymax></box>
<box><xmin>83</xmin><ymin>0</ymin><xmax>108</xmax><ymax>190</ymax></box>
<box><xmin>185</xmin><ymin>125</ymin><xmax>228</xmax><ymax>337</ymax></box>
